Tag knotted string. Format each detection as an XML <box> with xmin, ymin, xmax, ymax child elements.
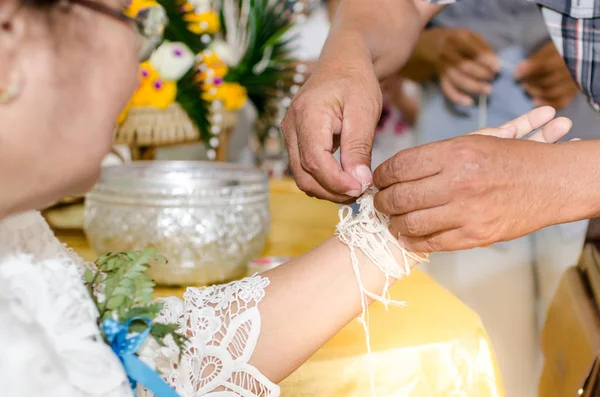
<box><xmin>102</xmin><ymin>317</ymin><xmax>180</xmax><ymax>397</ymax></box>
<box><xmin>336</xmin><ymin>188</ymin><xmax>429</xmax><ymax>396</ymax></box>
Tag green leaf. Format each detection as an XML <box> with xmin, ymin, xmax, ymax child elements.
<box><xmin>175</xmin><ymin>68</ymin><xmax>211</xmax><ymax>144</ymax></box>
<box><xmin>151</xmin><ymin>323</ymin><xmax>179</xmax><ymax>340</ymax></box>
<box><xmin>93</xmin><ymin>249</ymin><xmax>166</xmax><ymax>319</ymax></box>
<box><xmin>121</xmin><ymin>302</ymin><xmax>165</xmax><ymax>323</ymax></box>
<box><xmin>84</xmin><ymin>268</ymin><xmax>95</xmax><ymax>284</ymax></box>
<box><xmin>150</xmin><ymin>323</ymin><xmax>189</xmax><ymax>359</ymax></box>
<box><xmin>106</xmin><ymin>295</ymin><xmax>126</xmax><ymax>310</ymax></box>
<box><xmin>223</xmin><ymin>0</ymin><xmax>299</xmax><ymax>117</ymax></box>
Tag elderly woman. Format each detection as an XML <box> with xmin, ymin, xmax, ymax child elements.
<box><xmin>0</xmin><ymin>0</ymin><xmax>573</xmax><ymax>395</ymax></box>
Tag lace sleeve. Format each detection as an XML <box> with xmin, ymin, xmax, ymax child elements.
<box><xmin>139</xmin><ymin>275</ymin><xmax>280</xmax><ymax>397</ymax></box>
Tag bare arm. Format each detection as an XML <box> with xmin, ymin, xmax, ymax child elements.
<box><xmin>323</xmin><ymin>0</ymin><xmax>444</xmax><ymax>81</ymax></box>
<box><xmin>251</xmin><ymin>237</ymin><xmax>417</xmax><ymax>381</ymax></box>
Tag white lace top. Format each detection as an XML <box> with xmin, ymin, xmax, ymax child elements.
<box><xmin>0</xmin><ymin>211</ymin><xmax>279</xmax><ymax>397</ymax></box>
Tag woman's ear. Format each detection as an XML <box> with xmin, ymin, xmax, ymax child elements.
<box><xmin>0</xmin><ymin>0</ymin><xmax>25</xmax><ymax>103</ymax></box>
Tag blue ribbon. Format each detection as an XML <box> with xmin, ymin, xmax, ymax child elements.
<box><xmin>102</xmin><ymin>317</ymin><xmax>180</xmax><ymax>397</ymax></box>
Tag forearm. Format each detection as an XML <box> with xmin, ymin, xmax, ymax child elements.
<box><xmin>250</xmin><ymin>237</ymin><xmax>420</xmax><ymax>382</ymax></box>
<box><xmin>551</xmin><ymin>140</ymin><xmax>600</xmax><ymax>223</ymax></box>
<box><xmin>320</xmin><ymin>0</ymin><xmax>443</xmax><ymax>80</ymax></box>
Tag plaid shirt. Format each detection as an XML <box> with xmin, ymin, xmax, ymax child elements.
<box><xmin>428</xmin><ymin>0</ymin><xmax>600</xmax><ymax>111</ymax></box>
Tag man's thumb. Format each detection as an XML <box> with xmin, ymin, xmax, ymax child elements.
<box><xmin>339</xmin><ymin>120</ymin><xmax>375</xmax><ymax>189</ymax></box>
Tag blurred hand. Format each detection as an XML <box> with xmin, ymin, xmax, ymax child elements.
<box><xmin>514</xmin><ymin>41</ymin><xmax>578</xmax><ymax>109</ymax></box>
<box><xmin>373</xmin><ymin>107</ymin><xmax>574</xmax><ymax>252</ymax></box>
<box><xmin>381</xmin><ymin>77</ymin><xmax>419</xmax><ymax>126</ymax></box>
<box><xmin>418</xmin><ymin>28</ymin><xmax>500</xmax><ymax>105</ymax></box>
<box><xmin>281</xmin><ymin>54</ymin><xmax>381</xmax><ymax>202</ymax></box>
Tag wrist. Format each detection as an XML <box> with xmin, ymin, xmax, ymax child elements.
<box><xmin>318</xmin><ymin>27</ymin><xmax>372</xmax><ymax>74</ymax></box>
<box><xmin>328</xmin><ymin>0</ymin><xmax>423</xmax><ymax>80</ymax></box>
<box><xmin>546</xmin><ymin>141</ymin><xmax>600</xmax><ymax>224</ymax></box>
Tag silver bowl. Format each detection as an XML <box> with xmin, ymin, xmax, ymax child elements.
<box><xmin>84</xmin><ymin>161</ymin><xmax>270</xmax><ymax>286</ymax></box>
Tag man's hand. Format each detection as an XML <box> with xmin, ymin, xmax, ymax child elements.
<box><xmin>515</xmin><ymin>41</ymin><xmax>579</xmax><ymax>109</ymax></box>
<box><xmin>281</xmin><ymin>55</ymin><xmax>381</xmax><ymax>202</ymax></box>
<box><xmin>407</xmin><ymin>28</ymin><xmax>499</xmax><ymax>105</ymax></box>
<box><xmin>373</xmin><ymin>107</ymin><xmax>574</xmax><ymax>252</ymax></box>
<box><xmin>282</xmin><ymin>0</ymin><xmax>442</xmax><ymax>202</ymax></box>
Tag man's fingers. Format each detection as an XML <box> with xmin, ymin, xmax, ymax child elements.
<box><xmin>398</xmin><ymin>228</ymin><xmax>476</xmax><ymax>253</ymax></box>
<box><xmin>446</xmin><ymin>68</ymin><xmax>492</xmax><ymax>95</ymax></box>
<box><xmin>388</xmin><ymin>206</ymin><xmax>461</xmax><ymax>238</ymax></box>
<box><xmin>290</xmin><ymin>138</ymin><xmax>355</xmax><ymax>202</ymax></box>
<box><xmin>523</xmin><ymin>71</ymin><xmax>565</xmax><ymax>89</ymax></box>
<box><xmin>295</xmin><ymin>109</ymin><xmax>363</xmax><ymax>197</ymax></box>
<box><xmin>373</xmin><ymin>142</ymin><xmax>443</xmax><ymax>188</ymax></box>
<box><xmin>458</xmin><ymin>59</ymin><xmax>497</xmax><ymax>81</ymax></box>
<box><xmin>514</xmin><ymin>59</ymin><xmax>548</xmax><ymax>80</ymax></box>
<box><xmin>338</xmin><ymin>94</ymin><xmax>380</xmax><ymax>189</ymax></box>
<box><xmin>440</xmin><ymin>77</ymin><xmax>474</xmax><ymax>105</ymax></box>
<box><xmin>454</xmin><ymin>31</ymin><xmax>500</xmax><ymax>72</ymax></box>
<box><xmin>283</xmin><ymin>113</ymin><xmax>358</xmax><ymax>201</ymax></box>
<box><xmin>374</xmin><ymin>175</ymin><xmax>450</xmax><ymax>215</ymax></box>
<box><xmin>294</xmin><ymin>172</ymin><xmax>356</xmax><ymax>203</ymax></box>
<box><xmin>523</xmin><ymin>81</ymin><xmax>576</xmax><ymax>100</ymax></box>
<box><xmin>502</xmin><ymin>106</ymin><xmax>557</xmax><ymax>138</ymax></box>
<box><xmin>470</xmin><ymin>106</ymin><xmax>557</xmax><ymax>140</ymax></box>
<box><xmin>527</xmin><ymin>116</ymin><xmax>573</xmax><ymax>143</ymax></box>
<box><xmin>441</xmin><ymin>46</ymin><xmax>496</xmax><ymax>81</ymax></box>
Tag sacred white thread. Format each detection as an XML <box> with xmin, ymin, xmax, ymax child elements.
<box><xmin>478</xmin><ymin>58</ymin><xmax>516</xmax><ymax>131</ymax></box>
<box><xmin>336</xmin><ymin>188</ymin><xmax>429</xmax><ymax>396</ymax></box>
<box><xmin>479</xmin><ymin>94</ymin><xmax>487</xmax><ymax>129</ymax></box>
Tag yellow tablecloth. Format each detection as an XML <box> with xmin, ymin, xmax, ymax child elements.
<box><xmin>56</xmin><ymin>179</ymin><xmax>505</xmax><ymax>397</ymax></box>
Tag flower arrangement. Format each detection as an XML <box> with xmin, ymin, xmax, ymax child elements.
<box><xmin>116</xmin><ymin>0</ymin><xmax>306</xmax><ymax>161</ymax></box>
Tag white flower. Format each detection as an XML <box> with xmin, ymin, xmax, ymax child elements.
<box><xmin>149</xmin><ymin>42</ymin><xmax>195</xmax><ymax>81</ymax></box>
<box><xmin>210</xmin><ymin>39</ymin><xmax>238</xmax><ymax>67</ymax></box>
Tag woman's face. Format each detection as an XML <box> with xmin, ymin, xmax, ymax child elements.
<box><xmin>0</xmin><ymin>0</ymin><xmax>139</xmax><ymax>217</ymax></box>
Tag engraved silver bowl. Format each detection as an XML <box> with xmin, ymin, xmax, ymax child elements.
<box><xmin>84</xmin><ymin>161</ymin><xmax>270</xmax><ymax>286</ymax></box>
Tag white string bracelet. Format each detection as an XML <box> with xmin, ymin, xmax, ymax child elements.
<box><xmin>336</xmin><ymin>188</ymin><xmax>429</xmax><ymax>396</ymax></box>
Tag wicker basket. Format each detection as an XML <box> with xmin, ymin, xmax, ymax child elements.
<box><xmin>115</xmin><ymin>103</ymin><xmax>239</xmax><ymax>161</ymax></box>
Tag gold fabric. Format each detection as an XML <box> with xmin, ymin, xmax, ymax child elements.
<box><xmin>57</xmin><ymin>179</ymin><xmax>504</xmax><ymax>396</ymax></box>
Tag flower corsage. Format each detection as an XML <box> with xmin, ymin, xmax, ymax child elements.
<box><xmin>84</xmin><ymin>249</ymin><xmax>186</xmax><ymax>397</ymax></box>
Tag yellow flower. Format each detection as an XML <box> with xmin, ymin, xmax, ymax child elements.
<box><xmin>196</xmin><ymin>51</ymin><xmax>228</xmax><ymax>84</ymax></box>
<box><xmin>127</xmin><ymin>62</ymin><xmax>178</xmax><ymax>110</ymax></box>
<box><xmin>185</xmin><ymin>11</ymin><xmax>220</xmax><ymax>34</ymax></box>
<box><xmin>203</xmin><ymin>82</ymin><xmax>247</xmax><ymax>111</ymax></box>
<box><xmin>124</xmin><ymin>0</ymin><xmax>159</xmax><ymax>18</ymax></box>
